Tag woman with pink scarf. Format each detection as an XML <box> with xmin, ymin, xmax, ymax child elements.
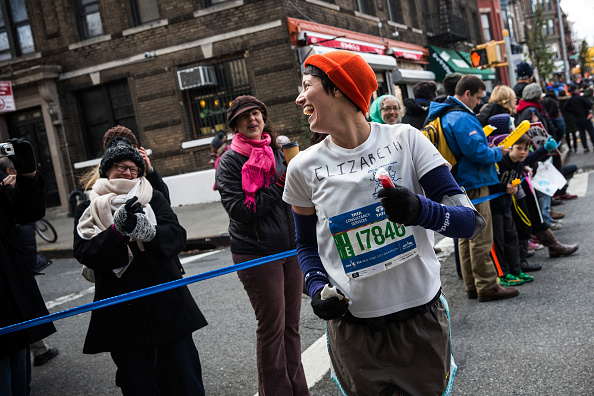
<box><xmin>215</xmin><ymin>96</ymin><xmax>309</xmax><ymax>395</ymax></box>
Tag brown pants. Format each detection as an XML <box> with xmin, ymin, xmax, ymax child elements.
<box><xmin>458</xmin><ymin>186</ymin><xmax>498</xmax><ymax>293</ymax></box>
<box><xmin>233</xmin><ymin>253</ymin><xmax>309</xmax><ymax>396</ymax></box>
<box><xmin>327</xmin><ymin>294</ymin><xmax>455</xmax><ymax>396</ymax></box>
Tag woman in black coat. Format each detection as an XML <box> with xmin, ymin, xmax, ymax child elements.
<box><xmin>74</xmin><ymin>137</ymin><xmax>207</xmax><ymax>395</ymax></box>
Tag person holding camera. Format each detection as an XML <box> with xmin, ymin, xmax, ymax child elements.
<box><xmin>73</xmin><ymin>137</ymin><xmax>207</xmax><ymax>395</ymax></box>
<box><xmin>0</xmin><ymin>138</ymin><xmax>56</xmax><ymax>395</ymax></box>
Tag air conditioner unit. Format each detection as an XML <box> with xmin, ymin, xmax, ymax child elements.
<box><xmin>177</xmin><ymin>66</ymin><xmax>217</xmax><ymax>90</ymax></box>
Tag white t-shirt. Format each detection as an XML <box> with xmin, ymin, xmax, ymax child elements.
<box><xmin>283</xmin><ymin>122</ymin><xmax>447</xmax><ymax>318</ymax></box>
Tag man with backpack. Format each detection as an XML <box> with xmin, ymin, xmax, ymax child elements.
<box><xmin>426</xmin><ymin>75</ymin><xmax>519</xmax><ymax>302</ymax></box>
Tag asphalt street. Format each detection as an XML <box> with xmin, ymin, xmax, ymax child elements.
<box><xmin>24</xmin><ymin>161</ymin><xmax>594</xmax><ymax>395</ymax></box>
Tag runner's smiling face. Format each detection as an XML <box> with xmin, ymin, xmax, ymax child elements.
<box><xmin>296</xmin><ymin>74</ymin><xmax>335</xmax><ymax>134</ymax></box>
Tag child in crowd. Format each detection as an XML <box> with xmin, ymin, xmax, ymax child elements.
<box><xmin>488</xmin><ymin>116</ymin><xmax>557</xmax><ymax>285</ymax></box>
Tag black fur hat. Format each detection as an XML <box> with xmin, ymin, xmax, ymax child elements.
<box><xmin>99</xmin><ymin>137</ymin><xmax>145</xmax><ymax>178</ymax></box>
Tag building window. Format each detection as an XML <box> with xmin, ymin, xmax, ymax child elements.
<box><xmin>77</xmin><ymin>80</ymin><xmax>138</xmax><ymax>158</ymax></box>
<box><xmin>131</xmin><ymin>0</ymin><xmax>159</xmax><ymax>26</ymax></box>
<box><xmin>182</xmin><ymin>57</ymin><xmax>251</xmax><ymax>137</ymax></box>
<box><xmin>408</xmin><ymin>0</ymin><xmax>419</xmax><ymax>28</ymax></box>
<box><xmin>357</xmin><ymin>0</ymin><xmax>370</xmax><ymax>14</ymax></box>
<box><xmin>0</xmin><ymin>0</ymin><xmax>34</xmax><ymax>61</ymax></box>
<box><xmin>481</xmin><ymin>13</ymin><xmax>492</xmax><ymax>42</ymax></box>
<box><xmin>548</xmin><ymin>19</ymin><xmax>555</xmax><ymax>35</ymax></box>
<box><xmin>386</xmin><ymin>0</ymin><xmax>403</xmax><ymax>24</ymax></box>
<box><xmin>74</xmin><ymin>0</ymin><xmax>104</xmax><ymax>40</ymax></box>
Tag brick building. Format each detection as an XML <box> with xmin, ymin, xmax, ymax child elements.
<box><xmin>0</xmin><ymin>0</ymin><xmax>486</xmax><ymax>210</ymax></box>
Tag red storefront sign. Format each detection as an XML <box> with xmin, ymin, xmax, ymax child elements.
<box><xmin>306</xmin><ymin>34</ymin><xmax>385</xmax><ymax>55</ymax></box>
<box><xmin>0</xmin><ymin>81</ymin><xmax>15</xmax><ymax>113</ymax></box>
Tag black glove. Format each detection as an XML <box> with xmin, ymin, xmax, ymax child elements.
<box><xmin>7</xmin><ymin>138</ymin><xmax>37</xmax><ymax>174</ymax></box>
<box><xmin>377</xmin><ymin>186</ymin><xmax>422</xmax><ymax>225</ymax></box>
<box><xmin>311</xmin><ymin>288</ymin><xmax>349</xmax><ymax>320</ymax></box>
<box><xmin>113</xmin><ymin>196</ymin><xmax>144</xmax><ymax>234</ymax></box>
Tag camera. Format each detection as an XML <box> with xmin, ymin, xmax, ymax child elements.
<box><xmin>0</xmin><ymin>143</ymin><xmax>14</xmax><ymax>157</ymax></box>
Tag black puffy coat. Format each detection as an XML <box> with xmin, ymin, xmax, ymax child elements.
<box><xmin>477</xmin><ymin>102</ymin><xmax>510</xmax><ymax>127</ymax></box>
<box><xmin>215</xmin><ymin>148</ymin><xmax>296</xmax><ymax>256</ymax></box>
<box><xmin>401</xmin><ymin>98</ymin><xmax>430</xmax><ymax>130</ymax></box>
<box><xmin>73</xmin><ymin>190</ymin><xmax>207</xmax><ymax>354</ymax></box>
<box><xmin>0</xmin><ymin>174</ymin><xmax>55</xmax><ymax>359</ymax></box>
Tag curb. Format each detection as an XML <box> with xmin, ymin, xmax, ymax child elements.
<box><xmin>38</xmin><ymin>234</ymin><xmax>231</xmax><ymax>260</ymax></box>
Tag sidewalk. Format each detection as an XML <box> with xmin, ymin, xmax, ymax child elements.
<box><xmin>37</xmin><ymin>201</ymin><xmax>231</xmax><ymax>259</ymax></box>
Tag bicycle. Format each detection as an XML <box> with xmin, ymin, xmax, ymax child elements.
<box><xmin>35</xmin><ymin>218</ymin><xmax>58</xmax><ymax>243</ymax></box>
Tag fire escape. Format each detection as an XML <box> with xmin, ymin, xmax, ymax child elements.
<box><xmin>427</xmin><ymin>0</ymin><xmax>469</xmax><ymax>44</ymax></box>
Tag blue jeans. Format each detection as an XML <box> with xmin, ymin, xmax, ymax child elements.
<box><xmin>110</xmin><ymin>334</ymin><xmax>204</xmax><ymax>396</ymax></box>
<box><xmin>551</xmin><ymin>117</ymin><xmax>566</xmax><ymax>142</ymax></box>
<box><xmin>0</xmin><ymin>348</ymin><xmax>30</xmax><ymax>396</ymax></box>
<box><xmin>536</xmin><ymin>190</ymin><xmax>554</xmax><ymax>226</ymax></box>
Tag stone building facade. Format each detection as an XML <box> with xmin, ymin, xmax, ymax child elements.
<box><xmin>0</xmin><ymin>0</ymin><xmax>484</xmax><ymax>210</ymax></box>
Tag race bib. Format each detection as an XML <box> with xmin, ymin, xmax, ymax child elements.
<box><xmin>328</xmin><ymin>202</ymin><xmax>418</xmax><ymax>279</ymax></box>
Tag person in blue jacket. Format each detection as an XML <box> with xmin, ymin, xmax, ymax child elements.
<box><xmin>426</xmin><ymin>75</ymin><xmax>519</xmax><ymax>302</ymax></box>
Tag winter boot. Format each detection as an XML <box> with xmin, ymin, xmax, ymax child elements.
<box><xmin>535</xmin><ymin>228</ymin><xmax>579</xmax><ymax>258</ymax></box>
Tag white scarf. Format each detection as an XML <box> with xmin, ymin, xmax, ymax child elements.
<box><xmin>77</xmin><ymin>178</ymin><xmax>156</xmax><ymax>279</ymax></box>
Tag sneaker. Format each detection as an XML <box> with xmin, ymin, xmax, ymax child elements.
<box><xmin>520</xmin><ymin>259</ymin><xmax>542</xmax><ymax>272</ymax></box>
<box><xmin>559</xmin><ymin>193</ymin><xmax>578</xmax><ymax>200</ymax></box>
<box><xmin>585</xmin><ymin>148</ymin><xmax>591</xmax><ymax>153</ymax></box>
<box><xmin>550</xmin><ymin>222</ymin><xmax>563</xmax><ymax>231</ymax></box>
<box><xmin>498</xmin><ymin>273</ymin><xmax>525</xmax><ymax>287</ymax></box>
<box><xmin>33</xmin><ymin>348</ymin><xmax>59</xmax><ymax>366</ymax></box>
<box><xmin>528</xmin><ymin>242</ymin><xmax>544</xmax><ymax>251</ymax></box>
<box><xmin>526</xmin><ymin>250</ymin><xmax>535</xmax><ymax>258</ymax></box>
<box><xmin>478</xmin><ymin>284</ymin><xmax>519</xmax><ymax>302</ymax></box>
<box><xmin>515</xmin><ymin>272</ymin><xmax>535</xmax><ymax>283</ymax></box>
<box><xmin>551</xmin><ymin>198</ymin><xmax>564</xmax><ymax>206</ymax></box>
<box><xmin>550</xmin><ymin>209</ymin><xmax>565</xmax><ymax>219</ymax></box>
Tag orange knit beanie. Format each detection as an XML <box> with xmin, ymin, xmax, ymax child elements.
<box><xmin>304</xmin><ymin>50</ymin><xmax>378</xmax><ymax>113</ymax></box>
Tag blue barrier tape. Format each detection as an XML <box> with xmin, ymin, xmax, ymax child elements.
<box><xmin>0</xmin><ymin>249</ymin><xmax>297</xmax><ymax>336</ymax></box>
<box><xmin>0</xmin><ymin>177</ymin><xmax>529</xmax><ymax>336</ymax></box>
<box><xmin>470</xmin><ymin>192</ymin><xmax>504</xmax><ymax>205</ymax></box>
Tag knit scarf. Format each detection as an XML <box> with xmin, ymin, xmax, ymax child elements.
<box><xmin>231</xmin><ymin>132</ymin><xmax>276</xmax><ymax>211</ymax></box>
<box><xmin>77</xmin><ymin>177</ymin><xmax>155</xmax><ymax>279</ymax></box>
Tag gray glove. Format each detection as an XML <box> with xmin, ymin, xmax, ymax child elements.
<box><xmin>127</xmin><ymin>213</ymin><xmax>156</xmax><ymax>242</ymax></box>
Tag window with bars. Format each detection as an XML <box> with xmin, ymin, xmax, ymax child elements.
<box><xmin>77</xmin><ymin>80</ymin><xmax>138</xmax><ymax>158</ymax></box>
<box><xmin>386</xmin><ymin>0</ymin><xmax>404</xmax><ymax>24</ymax></box>
<box><xmin>74</xmin><ymin>0</ymin><xmax>104</xmax><ymax>40</ymax></box>
<box><xmin>182</xmin><ymin>57</ymin><xmax>251</xmax><ymax>137</ymax></box>
<box><xmin>0</xmin><ymin>0</ymin><xmax>34</xmax><ymax>61</ymax></box>
<box><xmin>131</xmin><ymin>0</ymin><xmax>160</xmax><ymax>26</ymax></box>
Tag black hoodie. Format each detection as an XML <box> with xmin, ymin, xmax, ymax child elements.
<box><xmin>401</xmin><ymin>98</ymin><xmax>430</xmax><ymax>129</ymax></box>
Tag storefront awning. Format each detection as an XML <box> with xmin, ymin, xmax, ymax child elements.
<box><xmin>298</xmin><ymin>45</ymin><xmax>396</xmax><ymax>71</ymax></box>
<box><xmin>428</xmin><ymin>46</ymin><xmax>496</xmax><ymax>81</ymax></box>
<box><xmin>287</xmin><ymin>17</ymin><xmax>428</xmax><ymax>63</ymax></box>
<box><xmin>391</xmin><ymin>69</ymin><xmax>436</xmax><ymax>84</ymax></box>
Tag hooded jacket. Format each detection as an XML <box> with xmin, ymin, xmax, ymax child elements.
<box><xmin>427</xmin><ymin>97</ymin><xmax>502</xmax><ymax>190</ymax></box>
<box><xmin>215</xmin><ymin>148</ymin><xmax>295</xmax><ymax>255</ymax></box>
<box><xmin>477</xmin><ymin>102</ymin><xmax>511</xmax><ymax>127</ymax></box>
<box><xmin>401</xmin><ymin>98</ymin><xmax>430</xmax><ymax>129</ymax></box>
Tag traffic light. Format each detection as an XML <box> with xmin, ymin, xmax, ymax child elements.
<box><xmin>469</xmin><ymin>41</ymin><xmax>508</xmax><ymax>69</ymax></box>
<box><xmin>470</xmin><ymin>48</ymin><xmax>489</xmax><ymax>67</ymax></box>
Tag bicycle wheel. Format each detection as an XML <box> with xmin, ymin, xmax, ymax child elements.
<box><xmin>36</xmin><ymin>218</ymin><xmax>58</xmax><ymax>243</ymax></box>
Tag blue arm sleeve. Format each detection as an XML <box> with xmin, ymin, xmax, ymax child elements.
<box><xmin>293</xmin><ymin>209</ymin><xmax>329</xmax><ymax>298</ymax></box>
<box><xmin>412</xmin><ymin>165</ymin><xmax>476</xmax><ymax>238</ymax></box>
